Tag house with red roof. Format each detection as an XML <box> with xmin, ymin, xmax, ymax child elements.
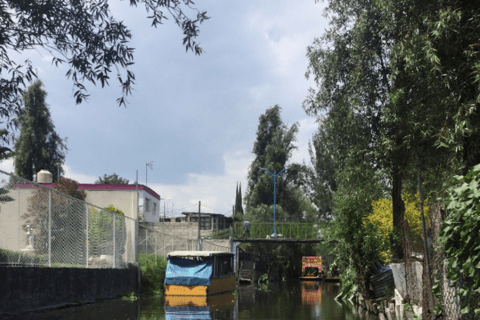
<box><xmin>39</xmin><ymin>183</ymin><xmax>161</xmax><ymax>223</ymax></box>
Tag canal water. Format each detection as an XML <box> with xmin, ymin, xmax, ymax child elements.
<box><xmin>10</xmin><ymin>282</ymin><xmax>378</xmax><ymax>320</ymax></box>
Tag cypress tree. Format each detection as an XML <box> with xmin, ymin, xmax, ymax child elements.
<box><xmin>14</xmin><ymin>80</ymin><xmax>66</xmax><ymax>181</ymax></box>
<box><xmin>236</xmin><ymin>182</ymin><xmax>244</xmax><ymax>214</ymax></box>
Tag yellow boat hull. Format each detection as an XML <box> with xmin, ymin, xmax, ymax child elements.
<box><xmin>165</xmin><ymin>274</ymin><xmax>236</xmax><ymax>296</ymax></box>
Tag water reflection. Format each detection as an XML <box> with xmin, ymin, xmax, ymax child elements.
<box><xmin>7</xmin><ymin>282</ymin><xmax>378</xmax><ymax>320</ymax></box>
<box><xmin>301</xmin><ymin>281</ymin><xmax>322</xmax><ymax>306</ymax></box>
<box><xmin>164</xmin><ymin>293</ymin><xmax>234</xmax><ymax>320</ymax></box>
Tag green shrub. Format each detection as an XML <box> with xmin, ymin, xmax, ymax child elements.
<box><xmin>436</xmin><ymin>164</ymin><xmax>480</xmax><ymax>317</ymax></box>
<box><xmin>88</xmin><ymin>205</ymin><xmax>126</xmax><ymax>256</ymax></box>
<box><xmin>138</xmin><ymin>252</ymin><xmax>167</xmax><ymax>296</ymax></box>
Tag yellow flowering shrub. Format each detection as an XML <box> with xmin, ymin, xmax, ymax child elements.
<box><xmin>365</xmin><ymin>193</ymin><xmax>428</xmax><ymax>263</ymax></box>
<box><xmin>105</xmin><ymin>204</ymin><xmax>124</xmax><ymax>215</ymax></box>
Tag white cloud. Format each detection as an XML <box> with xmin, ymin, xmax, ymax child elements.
<box><xmin>0</xmin><ymin>158</ymin><xmax>14</xmax><ymax>174</ymax></box>
<box><xmin>63</xmin><ymin>164</ymin><xmax>97</xmax><ymax>183</ymax></box>
<box><xmin>0</xmin><ymin>159</ymin><xmax>98</xmax><ymax>184</ymax></box>
<box><xmin>147</xmin><ymin>149</ymin><xmax>254</xmax><ymax>217</ymax></box>
<box><xmin>290</xmin><ymin>117</ymin><xmax>318</xmax><ymax>165</ymax></box>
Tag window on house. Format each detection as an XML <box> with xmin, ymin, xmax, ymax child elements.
<box><xmin>145</xmin><ymin>198</ymin><xmax>150</xmax><ymax>212</ymax></box>
<box><xmin>190</xmin><ymin>216</ymin><xmax>211</xmax><ymax>230</ymax></box>
<box><xmin>153</xmin><ymin>202</ymin><xmax>157</xmax><ymax>214</ymax></box>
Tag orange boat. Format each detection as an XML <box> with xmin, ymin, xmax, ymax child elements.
<box><xmin>300</xmin><ymin>256</ymin><xmax>324</xmax><ymax>280</ymax></box>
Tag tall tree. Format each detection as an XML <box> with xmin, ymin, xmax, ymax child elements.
<box><xmin>0</xmin><ymin>0</ymin><xmax>209</xmax><ymax>145</ymax></box>
<box><xmin>308</xmin><ymin>125</ymin><xmax>337</xmax><ymax>220</ymax></box>
<box><xmin>303</xmin><ymin>0</ymin><xmax>453</xmax><ymax>259</ymax></box>
<box><xmin>14</xmin><ymin>80</ymin><xmax>66</xmax><ymax>182</ymax></box>
<box><xmin>234</xmin><ymin>182</ymin><xmax>244</xmax><ymax>215</ymax></box>
<box><xmin>95</xmin><ymin>173</ymin><xmax>129</xmax><ymax>185</ymax></box>
<box><xmin>245</xmin><ymin>105</ymin><xmax>298</xmax><ymax>210</ymax></box>
<box><xmin>245</xmin><ymin>105</ymin><xmax>314</xmax><ymax>221</ymax></box>
<box><xmin>377</xmin><ymin>0</ymin><xmax>480</xmax><ymax>175</ymax></box>
<box><xmin>238</xmin><ymin>183</ymin><xmax>244</xmax><ymax>215</ymax></box>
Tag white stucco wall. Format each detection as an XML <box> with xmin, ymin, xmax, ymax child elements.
<box><xmin>0</xmin><ymin>189</ymin><xmax>34</xmax><ymax>252</ymax></box>
<box><xmin>84</xmin><ymin>190</ymin><xmax>139</xmax><ymax>221</ymax></box>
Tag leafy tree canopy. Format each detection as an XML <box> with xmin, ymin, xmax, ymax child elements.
<box><xmin>55</xmin><ymin>177</ymin><xmax>86</xmax><ymax>200</ymax></box>
<box><xmin>95</xmin><ymin>173</ymin><xmax>129</xmax><ymax>185</ymax></box>
<box><xmin>0</xmin><ymin>0</ymin><xmax>209</xmax><ymax>142</ymax></box>
<box><xmin>14</xmin><ymin>80</ymin><xmax>66</xmax><ymax>182</ymax></box>
<box><xmin>365</xmin><ymin>193</ymin><xmax>428</xmax><ymax>263</ymax></box>
<box><xmin>436</xmin><ymin>164</ymin><xmax>480</xmax><ymax>317</ymax></box>
<box><xmin>245</xmin><ymin>105</ymin><xmax>317</xmax><ymax>221</ymax></box>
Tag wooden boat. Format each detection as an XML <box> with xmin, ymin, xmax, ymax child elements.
<box><xmin>165</xmin><ymin>251</ymin><xmax>235</xmax><ymax>296</ymax></box>
<box><xmin>238</xmin><ymin>260</ymin><xmax>256</xmax><ymax>284</ymax></box>
<box><xmin>299</xmin><ymin>256</ymin><xmax>324</xmax><ymax>281</ymax></box>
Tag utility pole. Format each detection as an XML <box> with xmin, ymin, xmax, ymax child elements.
<box><xmin>135</xmin><ymin>170</ymin><xmax>139</xmax><ymax>262</ymax></box>
<box><xmin>164</xmin><ymin>202</ymin><xmax>166</xmax><ymax>221</ymax></box>
<box><xmin>261</xmin><ymin>168</ymin><xmax>286</xmax><ymax>238</ymax></box>
<box><xmin>198</xmin><ymin>201</ymin><xmax>201</xmax><ymax>250</ymax></box>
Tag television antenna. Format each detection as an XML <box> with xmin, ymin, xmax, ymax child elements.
<box><xmin>146</xmin><ymin>161</ymin><xmax>153</xmax><ymax>186</ymax></box>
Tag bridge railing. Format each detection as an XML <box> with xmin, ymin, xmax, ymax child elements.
<box><xmin>233</xmin><ymin>222</ymin><xmax>319</xmax><ymax>240</ymax></box>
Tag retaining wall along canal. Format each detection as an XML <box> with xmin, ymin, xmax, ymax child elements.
<box><xmin>0</xmin><ymin>266</ymin><xmax>139</xmax><ymax>315</ymax></box>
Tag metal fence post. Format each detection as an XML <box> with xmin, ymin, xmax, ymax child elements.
<box><xmin>113</xmin><ymin>214</ymin><xmax>116</xmax><ymax>268</ymax></box>
<box><xmin>86</xmin><ymin>206</ymin><xmax>89</xmax><ymax>268</ymax></box>
<box><xmin>48</xmin><ymin>190</ymin><xmax>52</xmax><ymax>267</ymax></box>
<box><xmin>155</xmin><ymin>232</ymin><xmax>157</xmax><ymax>264</ymax></box>
<box><xmin>146</xmin><ymin>228</ymin><xmax>148</xmax><ymax>253</ymax></box>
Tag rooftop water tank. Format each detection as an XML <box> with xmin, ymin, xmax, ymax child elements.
<box><xmin>37</xmin><ymin>170</ymin><xmax>52</xmax><ymax>183</ymax></box>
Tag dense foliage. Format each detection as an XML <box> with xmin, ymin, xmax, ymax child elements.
<box><xmin>304</xmin><ymin>0</ymin><xmax>480</xmax><ymax>312</ymax></box>
<box><xmin>436</xmin><ymin>164</ymin><xmax>480</xmax><ymax>317</ymax></box>
<box><xmin>245</xmin><ymin>105</ymin><xmax>316</xmax><ymax>222</ymax></box>
<box><xmin>138</xmin><ymin>252</ymin><xmax>167</xmax><ymax>295</ymax></box>
<box><xmin>95</xmin><ymin>173</ymin><xmax>129</xmax><ymax>185</ymax></box>
<box><xmin>22</xmin><ymin>178</ymin><xmax>86</xmax><ymax>263</ymax></box>
<box><xmin>54</xmin><ymin>177</ymin><xmax>86</xmax><ymax>200</ymax></box>
<box><xmin>88</xmin><ymin>205</ymin><xmax>126</xmax><ymax>256</ymax></box>
<box><xmin>365</xmin><ymin>193</ymin><xmax>427</xmax><ymax>263</ymax></box>
<box><xmin>14</xmin><ymin>80</ymin><xmax>66</xmax><ymax>182</ymax></box>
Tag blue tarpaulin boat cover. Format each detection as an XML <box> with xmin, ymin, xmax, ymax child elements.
<box><xmin>165</xmin><ymin>306</ymin><xmax>211</xmax><ymax>320</ymax></box>
<box><xmin>165</xmin><ymin>258</ymin><xmax>213</xmax><ymax>286</ymax></box>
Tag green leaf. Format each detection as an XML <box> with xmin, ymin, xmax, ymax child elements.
<box><xmin>461</xmin><ymin>304</ymin><xmax>470</xmax><ymax>314</ymax></box>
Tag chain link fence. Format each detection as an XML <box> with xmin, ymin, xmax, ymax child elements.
<box><xmin>138</xmin><ymin>223</ymin><xmax>231</xmax><ymax>257</ymax></box>
<box><xmin>0</xmin><ymin>170</ymin><xmax>136</xmax><ymax>268</ymax></box>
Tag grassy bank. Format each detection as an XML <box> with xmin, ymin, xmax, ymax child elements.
<box><xmin>138</xmin><ymin>252</ymin><xmax>167</xmax><ymax>296</ymax></box>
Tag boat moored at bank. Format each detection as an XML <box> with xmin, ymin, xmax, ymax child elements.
<box><xmin>165</xmin><ymin>251</ymin><xmax>235</xmax><ymax>296</ymax></box>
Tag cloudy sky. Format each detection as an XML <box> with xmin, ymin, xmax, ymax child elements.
<box><xmin>1</xmin><ymin>1</ymin><xmax>328</xmax><ymax>217</ymax></box>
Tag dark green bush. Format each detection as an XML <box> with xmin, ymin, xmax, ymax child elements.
<box><xmin>138</xmin><ymin>252</ymin><xmax>167</xmax><ymax>296</ymax></box>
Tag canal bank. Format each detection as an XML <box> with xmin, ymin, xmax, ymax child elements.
<box><xmin>0</xmin><ymin>266</ymin><xmax>140</xmax><ymax>317</ymax></box>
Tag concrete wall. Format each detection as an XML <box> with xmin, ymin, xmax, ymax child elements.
<box><xmin>138</xmin><ymin>222</ymin><xmax>231</xmax><ymax>255</ymax></box>
<box><xmin>0</xmin><ymin>266</ymin><xmax>139</xmax><ymax>316</ymax></box>
<box><xmin>84</xmin><ymin>190</ymin><xmax>139</xmax><ymax>221</ymax></box>
<box><xmin>142</xmin><ymin>221</ymin><xmax>223</xmax><ymax>238</ymax></box>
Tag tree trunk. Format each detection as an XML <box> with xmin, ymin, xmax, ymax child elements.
<box><xmin>391</xmin><ymin>168</ymin><xmax>405</xmax><ymax>260</ymax></box>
